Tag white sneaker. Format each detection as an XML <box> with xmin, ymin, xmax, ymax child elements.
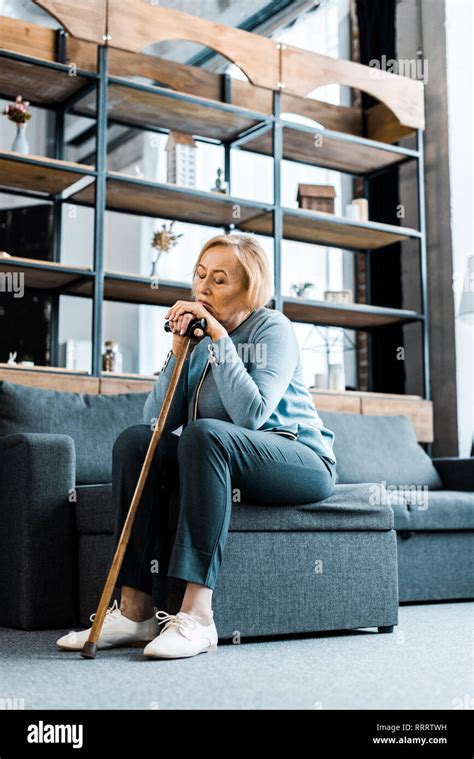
<box><xmin>143</xmin><ymin>610</ymin><xmax>218</xmax><ymax>659</ymax></box>
<box><xmin>56</xmin><ymin>600</ymin><xmax>160</xmax><ymax>651</ymax></box>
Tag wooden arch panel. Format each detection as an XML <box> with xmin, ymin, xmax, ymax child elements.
<box><xmin>108</xmin><ymin>0</ymin><xmax>279</xmax><ymax>91</ymax></box>
<box><xmin>33</xmin><ymin>0</ymin><xmax>424</xmax><ymax>130</ymax></box>
<box><xmin>33</xmin><ymin>0</ymin><xmax>106</xmax><ymax>45</ymax></box>
<box><xmin>108</xmin><ymin>1</ymin><xmax>424</xmax><ymax>130</ymax></box>
<box><xmin>282</xmin><ymin>47</ymin><xmax>425</xmax><ymax>130</ymax></box>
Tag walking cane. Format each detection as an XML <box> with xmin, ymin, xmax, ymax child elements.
<box><xmin>80</xmin><ymin>316</ymin><xmax>207</xmax><ymax>659</ymax></box>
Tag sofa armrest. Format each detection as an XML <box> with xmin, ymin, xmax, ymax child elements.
<box><xmin>0</xmin><ymin>433</ymin><xmax>78</xmax><ymax>629</ymax></box>
<box><xmin>432</xmin><ymin>457</ymin><xmax>474</xmax><ymax>491</ymax></box>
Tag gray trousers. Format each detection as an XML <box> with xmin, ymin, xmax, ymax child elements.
<box><xmin>111</xmin><ymin>419</ymin><xmax>336</xmax><ymax>600</ymax></box>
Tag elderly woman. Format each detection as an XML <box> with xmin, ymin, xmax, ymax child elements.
<box><xmin>57</xmin><ymin>233</ymin><xmax>336</xmax><ymax>659</ymax></box>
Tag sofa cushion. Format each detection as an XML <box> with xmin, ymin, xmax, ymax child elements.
<box><xmin>75</xmin><ymin>481</ymin><xmax>394</xmax><ymax>534</ymax></box>
<box><xmin>0</xmin><ymin>381</ymin><xmax>149</xmax><ymax>485</ymax></box>
<box><xmin>391</xmin><ymin>489</ymin><xmax>474</xmax><ymax>530</ymax></box>
<box><xmin>319</xmin><ymin>411</ymin><xmax>443</xmax><ymax>489</ymax></box>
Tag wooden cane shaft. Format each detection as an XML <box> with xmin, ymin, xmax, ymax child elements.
<box><xmin>82</xmin><ymin>339</ymin><xmax>191</xmax><ymax>652</ymax></box>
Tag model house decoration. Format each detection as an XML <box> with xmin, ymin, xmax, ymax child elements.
<box><xmin>166</xmin><ymin>130</ymin><xmax>197</xmax><ymax>187</ymax></box>
<box><xmin>297</xmin><ymin>184</ymin><xmax>336</xmax><ymax>214</ymax></box>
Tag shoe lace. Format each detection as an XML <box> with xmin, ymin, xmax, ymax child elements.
<box><xmin>155</xmin><ymin>610</ymin><xmax>201</xmax><ymax>640</ymax></box>
<box><xmin>89</xmin><ymin>599</ymin><xmax>122</xmax><ymax>625</ymax></box>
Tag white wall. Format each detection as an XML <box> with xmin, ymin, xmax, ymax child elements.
<box><xmin>445</xmin><ymin>0</ymin><xmax>474</xmax><ymax>456</ymax></box>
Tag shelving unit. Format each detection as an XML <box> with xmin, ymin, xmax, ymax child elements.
<box><xmin>240</xmin><ymin>120</ymin><xmax>418</xmax><ymax>175</ymax></box>
<box><xmin>282</xmin><ymin>297</ymin><xmax>421</xmax><ymax>330</ymax></box>
<box><xmin>0</xmin><ymin>150</ymin><xmax>94</xmax><ymax>195</ymax></box>
<box><xmin>70</xmin><ymin>173</ymin><xmax>274</xmax><ymax>227</ymax></box>
<box><xmin>0</xmin><ymin>3</ymin><xmax>431</xmax><ymax>439</ymax></box>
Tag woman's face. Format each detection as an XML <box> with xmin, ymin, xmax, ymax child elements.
<box><xmin>193</xmin><ymin>245</ymin><xmax>250</xmax><ymax>329</ymax></box>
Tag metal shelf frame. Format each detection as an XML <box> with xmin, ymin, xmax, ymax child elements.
<box><xmin>0</xmin><ymin>33</ymin><xmax>430</xmax><ymax>400</ymax></box>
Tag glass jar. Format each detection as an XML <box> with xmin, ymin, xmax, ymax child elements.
<box><xmin>102</xmin><ymin>340</ymin><xmax>123</xmax><ymax>373</ymax></box>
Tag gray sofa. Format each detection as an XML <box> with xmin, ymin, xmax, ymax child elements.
<box><xmin>0</xmin><ymin>380</ymin><xmax>472</xmax><ymax>638</ymax></box>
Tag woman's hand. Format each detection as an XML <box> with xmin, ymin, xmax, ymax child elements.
<box><xmin>165</xmin><ymin>300</ymin><xmax>228</xmax><ymax>356</ymax></box>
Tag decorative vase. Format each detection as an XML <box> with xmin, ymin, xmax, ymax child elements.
<box><xmin>328</xmin><ymin>363</ymin><xmax>345</xmax><ymax>392</ymax></box>
<box><xmin>150</xmin><ymin>249</ymin><xmax>163</xmax><ymax>280</ymax></box>
<box><xmin>12</xmin><ymin>123</ymin><xmax>29</xmax><ymax>154</ymax></box>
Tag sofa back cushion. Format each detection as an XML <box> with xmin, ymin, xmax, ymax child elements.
<box><xmin>0</xmin><ymin>381</ymin><xmax>149</xmax><ymax>485</ymax></box>
<box><xmin>319</xmin><ymin>411</ymin><xmax>443</xmax><ymax>489</ymax></box>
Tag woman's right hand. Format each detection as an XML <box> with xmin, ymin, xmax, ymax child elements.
<box><xmin>170</xmin><ymin>324</ymin><xmax>205</xmax><ymax>357</ymax></box>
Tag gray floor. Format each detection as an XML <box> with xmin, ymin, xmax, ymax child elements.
<box><xmin>1</xmin><ymin>602</ymin><xmax>472</xmax><ymax>710</ymax></box>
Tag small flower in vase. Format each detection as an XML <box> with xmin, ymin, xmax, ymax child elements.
<box><xmin>3</xmin><ymin>95</ymin><xmax>32</xmax><ymax>154</ymax></box>
<box><xmin>150</xmin><ymin>221</ymin><xmax>183</xmax><ymax>287</ymax></box>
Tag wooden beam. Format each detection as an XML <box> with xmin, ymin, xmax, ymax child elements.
<box><xmin>366</xmin><ymin>103</ymin><xmax>415</xmax><ymax>144</ymax></box>
<box><xmin>0</xmin><ymin>366</ymin><xmax>99</xmax><ymax>393</ymax></box>
<box><xmin>1</xmin><ymin>13</ymin><xmax>419</xmax><ymax>137</ymax></box>
<box><xmin>33</xmin><ymin>0</ymin><xmax>106</xmax><ymax>45</ymax></box>
<box><xmin>0</xmin><ymin>14</ymin><xmax>57</xmax><ymax>59</ymax></box>
<box><xmin>100</xmin><ymin>376</ymin><xmax>155</xmax><ymax>394</ymax></box>
<box><xmin>107</xmin><ymin>1</ymin><xmax>279</xmax><ymax>91</ymax></box>
<box><xmin>282</xmin><ymin>47</ymin><xmax>425</xmax><ymax>129</ymax></box>
<box><xmin>311</xmin><ymin>389</ymin><xmax>433</xmax><ymax>442</ymax></box>
<box><xmin>106</xmin><ymin>1</ymin><xmax>424</xmax><ymax>130</ymax></box>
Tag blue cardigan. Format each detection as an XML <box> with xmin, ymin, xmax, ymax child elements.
<box><xmin>143</xmin><ymin>306</ymin><xmax>337</xmax><ymax>465</ymax></box>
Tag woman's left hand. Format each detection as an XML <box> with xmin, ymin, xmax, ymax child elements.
<box><xmin>165</xmin><ymin>301</ymin><xmax>228</xmax><ymax>342</ymax></box>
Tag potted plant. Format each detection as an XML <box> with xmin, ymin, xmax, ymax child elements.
<box><xmin>290</xmin><ymin>282</ymin><xmax>315</xmax><ymax>298</ymax></box>
<box><xmin>3</xmin><ymin>95</ymin><xmax>32</xmax><ymax>154</ymax></box>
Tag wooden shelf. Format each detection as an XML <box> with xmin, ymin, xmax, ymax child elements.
<box><xmin>68</xmin><ymin>273</ymin><xmax>192</xmax><ymax>306</ymax></box>
<box><xmin>70</xmin><ymin>173</ymin><xmax>271</xmax><ymax>227</ymax></box>
<box><xmin>241</xmin><ymin>208</ymin><xmax>418</xmax><ymax>250</ymax></box>
<box><xmin>0</xmin><ymin>150</ymin><xmax>94</xmax><ymax>195</ymax></box>
<box><xmin>74</xmin><ymin>79</ymin><xmax>269</xmax><ymax>142</ymax></box>
<box><xmin>0</xmin><ymin>362</ymin><xmax>88</xmax><ymax>375</ymax></box>
<box><xmin>0</xmin><ymin>255</ymin><xmax>93</xmax><ymax>291</ymax></box>
<box><xmin>0</xmin><ymin>53</ymin><xmax>93</xmax><ymax>107</ymax></box>
<box><xmin>283</xmin><ymin>297</ymin><xmax>421</xmax><ymax>329</ymax></box>
<box><xmin>105</xmin><ymin>274</ymin><xmax>190</xmax><ymax>306</ymax></box>
<box><xmin>100</xmin><ymin>370</ymin><xmax>157</xmax><ymax>379</ymax></box>
<box><xmin>309</xmin><ymin>388</ymin><xmax>433</xmax><ymax>442</ymax></box>
<box><xmin>311</xmin><ymin>387</ymin><xmax>423</xmax><ymax>399</ymax></box>
<box><xmin>241</xmin><ymin>123</ymin><xmax>412</xmax><ymax>175</ymax></box>
<box><xmin>68</xmin><ymin>174</ymin><xmax>417</xmax><ymax>250</ymax></box>
<box><xmin>0</xmin><ymin>258</ymin><xmax>421</xmax><ymax>329</ymax></box>
<box><xmin>0</xmin><ymin>257</ymin><xmax>191</xmax><ymax>306</ymax></box>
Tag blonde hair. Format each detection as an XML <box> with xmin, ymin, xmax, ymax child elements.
<box><xmin>191</xmin><ymin>233</ymin><xmax>272</xmax><ymax>310</ymax></box>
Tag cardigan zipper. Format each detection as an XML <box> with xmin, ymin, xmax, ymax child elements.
<box><xmin>263</xmin><ymin>429</ymin><xmax>297</xmax><ymax>441</ymax></box>
<box><xmin>191</xmin><ymin>359</ymin><xmax>297</xmax><ymax>440</ymax></box>
<box><xmin>192</xmin><ymin>357</ymin><xmax>211</xmax><ymax>420</ymax></box>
